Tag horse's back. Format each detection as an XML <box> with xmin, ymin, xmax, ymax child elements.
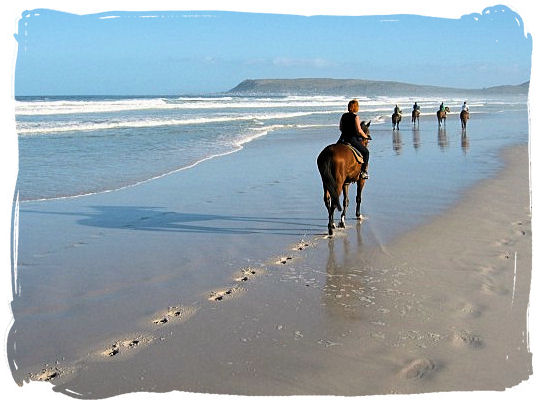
<box><xmin>318</xmin><ymin>143</ymin><xmax>357</xmax><ymax>171</ymax></box>
<box><xmin>318</xmin><ymin>143</ymin><xmax>343</xmax><ymax>166</ymax></box>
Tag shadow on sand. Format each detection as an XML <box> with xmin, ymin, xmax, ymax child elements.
<box><xmin>22</xmin><ymin>205</ymin><xmax>327</xmax><ymax>236</ymax></box>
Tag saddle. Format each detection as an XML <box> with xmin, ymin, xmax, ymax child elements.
<box><xmin>337</xmin><ymin>140</ymin><xmax>364</xmax><ymax>164</ymax></box>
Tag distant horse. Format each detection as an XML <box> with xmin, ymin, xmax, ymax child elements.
<box><xmin>412</xmin><ymin>109</ymin><xmax>420</xmax><ymax>126</ymax></box>
<box><xmin>317</xmin><ymin>121</ymin><xmax>371</xmax><ymax>235</ymax></box>
<box><xmin>437</xmin><ymin>106</ymin><xmax>450</xmax><ymax>127</ymax></box>
<box><xmin>392</xmin><ymin>112</ymin><xmax>402</xmax><ymax>130</ymax></box>
<box><xmin>460</xmin><ymin>110</ymin><xmax>469</xmax><ymax>130</ymax></box>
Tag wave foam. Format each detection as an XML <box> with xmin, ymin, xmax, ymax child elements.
<box><xmin>17</xmin><ymin>110</ymin><xmax>340</xmax><ymax>135</ymax></box>
<box><xmin>16</xmin><ymin>96</ymin><xmax>348</xmax><ymax>116</ymax></box>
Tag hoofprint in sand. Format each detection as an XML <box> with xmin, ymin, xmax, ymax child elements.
<box><xmin>14</xmin><ymin>143</ymin><xmax>531</xmax><ymax>397</ymax></box>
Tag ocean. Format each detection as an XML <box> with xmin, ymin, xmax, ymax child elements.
<box><xmin>15</xmin><ymin>93</ymin><xmax>528</xmax><ymax>202</ymax></box>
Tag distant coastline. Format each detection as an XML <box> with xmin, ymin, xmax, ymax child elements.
<box><xmin>228</xmin><ymin>78</ymin><xmax>530</xmax><ymax>96</ymax></box>
<box><xmin>14</xmin><ymin>79</ymin><xmax>529</xmax><ymax>99</ymax></box>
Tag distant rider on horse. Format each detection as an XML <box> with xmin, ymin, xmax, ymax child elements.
<box><xmin>413</xmin><ymin>102</ymin><xmax>420</xmax><ymax>112</ymax></box>
<box><xmin>461</xmin><ymin>101</ymin><xmax>469</xmax><ymax>112</ymax></box>
<box><xmin>439</xmin><ymin>102</ymin><xmax>446</xmax><ymax>112</ymax></box>
<box><xmin>338</xmin><ymin>99</ymin><xmax>370</xmax><ymax>180</ymax></box>
<box><xmin>394</xmin><ymin>104</ymin><xmax>402</xmax><ymax>115</ymax></box>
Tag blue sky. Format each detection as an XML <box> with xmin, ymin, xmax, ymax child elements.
<box><xmin>14</xmin><ymin>5</ymin><xmax>531</xmax><ymax>95</ymax></box>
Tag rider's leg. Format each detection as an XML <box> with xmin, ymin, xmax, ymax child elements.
<box><xmin>351</xmin><ymin>139</ymin><xmax>369</xmax><ymax>179</ymax></box>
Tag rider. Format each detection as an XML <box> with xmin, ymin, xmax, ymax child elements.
<box><xmin>413</xmin><ymin>102</ymin><xmax>420</xmax><ymax>112</ymax></box>
<box><xmin>439</xmin><ymin>102</ymin><xmax>446</xmax><ymax>112</ymax></box>
<box><xmin>339</xmin><ymin>99</ymin><xmax>370</xmax><ymax>180</ymax></box>
<box><xmin>394</xmin><ymin>104</ymin><xmax>402</xmax><ymax>115</ymax></box>
<box><xmin>461</xmin><ymin>101</ymin><xmax>469</xmax><ymax>112</ymax></box>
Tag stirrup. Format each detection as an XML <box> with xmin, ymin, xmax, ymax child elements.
<box><xmin>360</xmin><ymin>171</ymin><xmax>369</xmax><ymax>180</ymax></box>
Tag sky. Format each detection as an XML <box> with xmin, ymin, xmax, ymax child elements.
<box><xmin>13</xmin><ymin>4</ymin><xmax>532</xmax><ymax>95</ymax></box>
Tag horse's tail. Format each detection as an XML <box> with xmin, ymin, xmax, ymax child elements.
<box><xmin>317</xmin><ymin>149</ymin><xmax>342</xmax><ymax>212</ymax></box>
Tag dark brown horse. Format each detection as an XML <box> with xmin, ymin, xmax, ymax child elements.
<box><xmin>392</xmin><ymin>112</ymin><xmax>402</xmax><ymax>130</ymax></box>
<box><xmin>412</xmin><ymin>109</ymin><xmax>420</xmax><ymax>126</ymax></box>
<box><xmin>317</xmin><ymin>121</ymin><xmax>371</xmax><ymax>235</ymax></box>
<box><xmin>436</xmin><ymin>106</ymin><xmax>450</xmax><ymax>127</ymax></box>
<box><xmin>460</xmin><ymin>110</ymin><xmax>469</xmax><ymax>130</ymax></box>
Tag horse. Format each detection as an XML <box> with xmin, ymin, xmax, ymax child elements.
<box><xmin>412</xmin><ymin>109</ymin><xmax>420</xmax><ymax>126</ymax></box>
<box><xmin>460</xmin><ymin>110</ymin><xmax>469</xmax><ymax>130</ymax></box>
<box><xmin>392</xmin><ymin>112</ymin><xmax>402</xmax><ymax>130</ymax></box>
<box><xmin>317</xmin><ymin>121</ymin><xmax>371</xmax><ymax>236</ymax></box>
<box><xmin>436</xmin><ymin>106</ymin><xmax>450</xmax><ymax>127</ymax></box>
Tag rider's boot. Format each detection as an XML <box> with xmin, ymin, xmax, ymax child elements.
<box><xmin>360</xmin><ymin>163</ymin><xmax>369</xmax><ymax>180</ymax></box>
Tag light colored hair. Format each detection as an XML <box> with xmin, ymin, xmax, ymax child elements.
<box><xmin>347</xmin><ymin>99</ymin><xmax>359</xmax><ymax>113</ymax></box>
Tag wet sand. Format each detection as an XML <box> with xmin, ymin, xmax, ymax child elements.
<box><xmin>8</xmin><ymin>115</ymin><xmax>531</xmax><ymax>398</ymax></box>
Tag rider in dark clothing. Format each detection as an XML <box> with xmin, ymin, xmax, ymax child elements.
<box><xmin>339</xmin><ymin>99</ymin><xmax>370</xmax><ymax>179</ymax></box>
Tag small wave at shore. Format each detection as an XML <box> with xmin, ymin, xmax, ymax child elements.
<box><xmin>19</xmin><ymin>122</ymin><xmax>298</xmax><ymax>202</ymax></box>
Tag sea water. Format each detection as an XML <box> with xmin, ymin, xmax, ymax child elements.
<box><xmin>15</xmin><ymin>93</ymin><xmax>528</xmax><ymax>202</ymax></box>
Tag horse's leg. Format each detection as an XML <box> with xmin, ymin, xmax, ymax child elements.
<box><xmin>355</xmin><ymin>179</ymin><xmax>365</xmax><ymax>219</ymax></box>
<box><xmin>339</xmin><ymin>183</ymin><xmax>350</xmax><ymax>228</ymax></box>
<box><xmin>328</xmin><ymin>202</ymin><xmax>337</xmax><ymax>235</ymax></box>
<box><xmin>323</xmin><ymin>186</ymin><xmax>336</xmax><ymax>235</ymax></box>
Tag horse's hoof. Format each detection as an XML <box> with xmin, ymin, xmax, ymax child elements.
<box><xmin>356</xmin><ymin>214</ymin><xmax>363</xmax><ymax>221</ymax></box>
<box><xmin>328</xmin><ymin>227</ymin><xmax>334</xmax><ymax>236</ymax></box>
<box><xmin>338</xmin><ymin>222</ymin><xmax>345</xmax><ymax>228</ymax></box>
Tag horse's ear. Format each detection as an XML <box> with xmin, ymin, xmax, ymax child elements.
<box><xmin>366</xmin><ymin>120</ymin><xmax>371</xmax><ymax>127</ymax></box>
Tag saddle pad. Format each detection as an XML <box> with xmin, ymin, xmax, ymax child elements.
<box><xmin>339</xmin><ymin>142</ymin><xmax>363</xmax><ymax>164</ymax></box>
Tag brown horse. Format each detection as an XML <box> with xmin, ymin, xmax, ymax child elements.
<box><xmin>317</xmin><ymin>121</ymin><xmax>371</xmax><ymax>235</ymax></box>
<box><xmin>412</xmin><ymin>109</ymin><xmax>420</xmax><ymax>126</ymax></box>
<box><xmin>436</xmin><ymin>106</ymin><xmax>450</xmax><ymax>127</ymax></box>
<box><xmin>460</xmin><ymin>110</ymin><xmax>469</xmax><ymax>130</ymax></box>
<box><xmin>392</xmin><ymin>112</ymin><xmax>402</xmax><ymax>130</ymax></box>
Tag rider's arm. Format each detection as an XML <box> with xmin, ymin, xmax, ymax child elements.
<box><xmin>355</xmin><ymin>116</ymin><xmax>367</xmax><ymax>139</ymax></box>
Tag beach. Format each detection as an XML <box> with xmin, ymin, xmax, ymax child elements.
<box><xmin>9</xmin><ymin>97</ymin><xmax>532</xmax><ymax>398</ymax></box>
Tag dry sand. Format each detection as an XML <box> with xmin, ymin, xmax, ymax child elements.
<box><xmin>17</xmin><ymin>143</ymin><xmax>530</xmax><ymax>398</ymax></box>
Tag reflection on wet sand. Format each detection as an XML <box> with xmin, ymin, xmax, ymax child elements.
<box><xmin>386</xmin><ymin>123</ymin><xmax>472</xmax><ymax>155</ymax></box>
<box><xmin>437</xmin><ymin>127</ymin><xmax>448</xmax><ymax>150</ymax></box>
<box><xmin>412</xmin><ymin>128</ymin><xmax>421</xmax><ymax>150</ymax></box>
<box><xmin>392</xmin><ymin>131</ymin><xmax>402</xmax><ymax>154</ymax></box>
<box><xmin>322</xmin><ymin>224</ymin><xmax>374</xmax><ymax>319</ymax></box>
<box><xmin>461</xmin><ymin>132</ymin><xmax>470</xmax><ymax>153</ymax></box>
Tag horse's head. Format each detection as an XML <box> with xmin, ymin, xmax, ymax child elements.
<box><xmin>360</xmin><ymin>120</ymin><xmax>372</xmax><ymax>144</ymax></box>
<box><xmin>445</xmin><ymin>106</ymin><xmax>450</xmax><ymax>112</ymax></box>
